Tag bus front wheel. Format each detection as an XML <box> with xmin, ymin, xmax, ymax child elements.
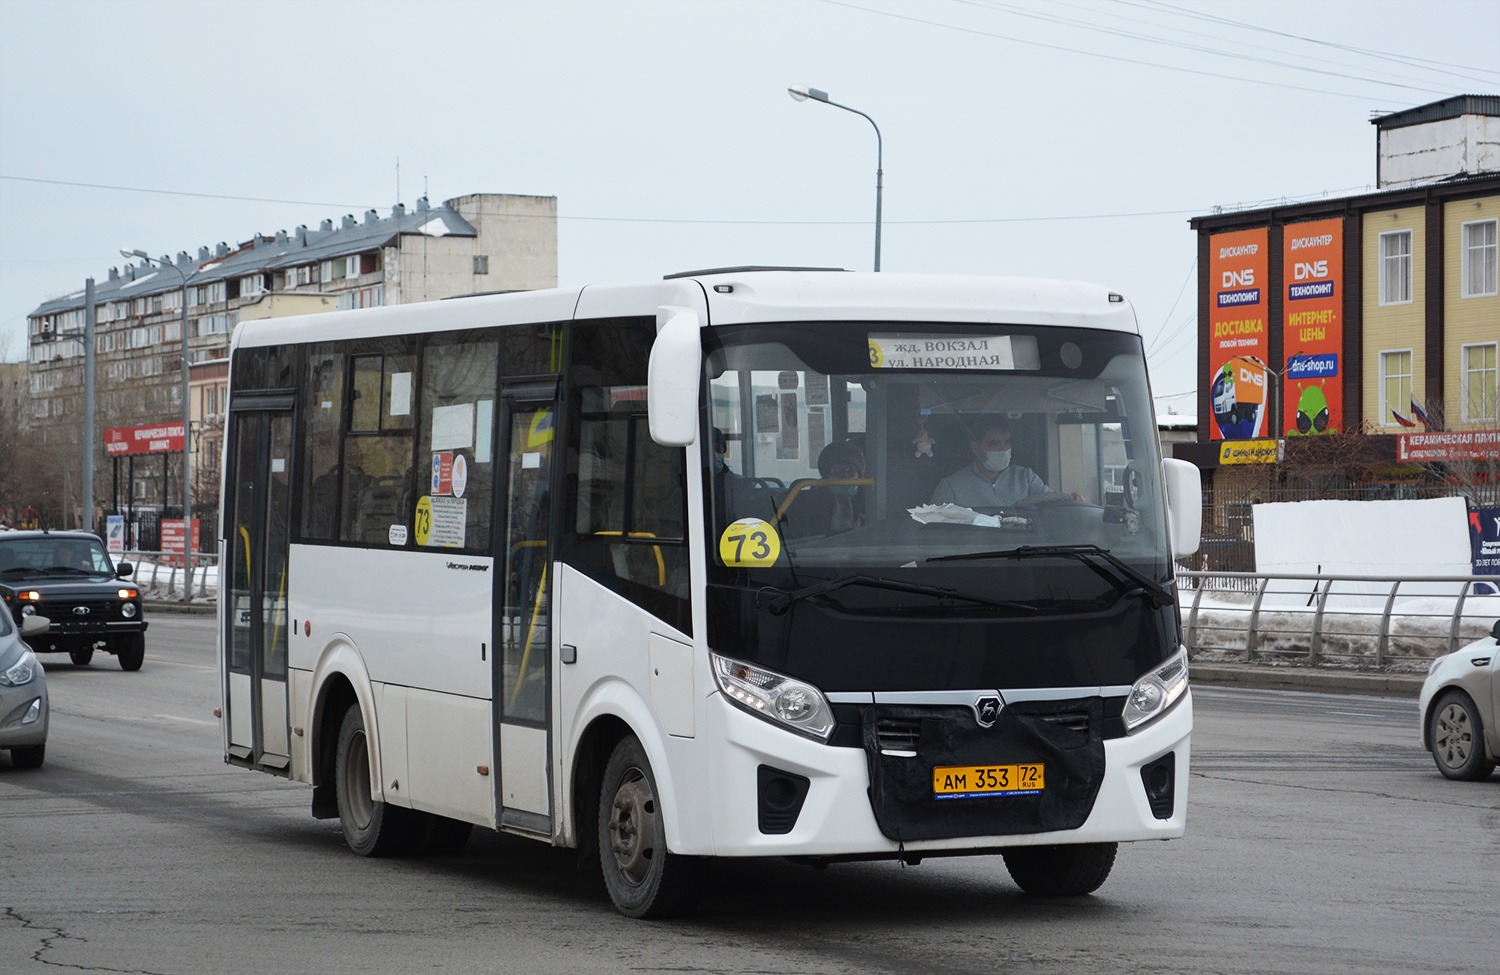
<box><xmin>335</xmin><ymin>705</ymin><xmax>413</xmax><ymax>856</ymax></box>
<box><xmin>1003</xmin><ymin>842</ymin><xmax>1117</xmax><ymax>896</ymax></box>
<box><xmin>598</xmin><ymin>735</ymin><xmax>698</xmax><ymax>918</ymax></box>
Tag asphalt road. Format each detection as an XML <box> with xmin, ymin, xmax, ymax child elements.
<box><xmin>2</xmin><ymin>615</ymin><xmax>1495</xmax><ymax>975</ymax></box>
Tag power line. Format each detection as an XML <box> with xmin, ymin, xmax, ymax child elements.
<box><xmin>1143</xmin><ymin>257</ymin><xmax>1196</xmax><ymax>357</ymax></box>
<box><xmin>820</xmin><ymin>0</ymin><xmax>1442</xmax><ymax>101</ymax></box>
<box><xmin>0</xmin><ymin>174</ymin><xmax>1203</xmax><ymax>226</ymax></box>
<box><xmin>956</xmin><ymin>0</ymin><xmax>1456</xmax><ymax>96</ymax></box>
<box><xmin>1049</xmin><ymin>0</ymin><xmax>1491</xmax><ymax>90</ymax></box>
<box><xmin>1127</xmin><ymin>0</ymin><xmax>1500</xmax><ymax>81</ymax></box>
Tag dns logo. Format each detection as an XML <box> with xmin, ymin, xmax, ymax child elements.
<box><xmin>1293</xmin><ymin>260</ymin><xmax>1329</xmax><ymax>281</ymax></box>
<box><xmin>1222</xmin><ymin>269</ymin><xmax>1255</xmax><ymax>287</ymax></box>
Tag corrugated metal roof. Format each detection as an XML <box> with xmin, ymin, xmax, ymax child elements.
<box><xmin>28</xmin><ymin>199</ymin><xmax>476</xmax><ymax>318</ymax></box>
<box><xmin>1371</xmin><ymin>94</ymin><xmax>1500</xmax><ymax>130</ymax></box>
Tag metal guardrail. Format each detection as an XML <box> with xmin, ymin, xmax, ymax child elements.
<box><xmin>1177</xmin><ymin>570</ymin><xmax>1500</xmax><ymax>669</ymax></box>
<box><xmin>118</xmin><ymin>549</ymin><xmax>219</xmax><ymax>601</ymax></box>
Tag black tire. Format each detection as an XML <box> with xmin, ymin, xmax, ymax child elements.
<box><xmin>598</xmin><ymin>735</ymin><xmax>698</xmax><ymax>918</ymax></box>
<box><xmin>10</xmin><ymin>744</ymin><xmax>45</xmax><ymax>769</ymax></box>
<box><xmin>69</xmin><ymin>647</ymin><xmax>93</xmax><ymax>666</ymax></box>
<box><xmin>116</xmin><ymin>634</ymin><xmax>144</xmax><ymax>672</ymax></box>
<box><xmin>1003</xmin><ymin>842</ymin><xmax>1118</xmax><ymax>896</ymax></box>
<box><xmin>1429</xmin><ymin>689</ymin><xmax>1497</xmax><ymax>781</ymax></box>
<box><xmin>334</xmin><ymin>705</ymin><xmax>415</xmax><ymax>856</ymax></box>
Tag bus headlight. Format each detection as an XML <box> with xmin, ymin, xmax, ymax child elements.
<box><xmin>712</xmin><ymin>652</ymin><xmax>836</xmax><ymax>743</ymax></box>
<box><xmin>1122</xmin><ymin>649</ymin><xmax>1188</xmax><ymax>733</ymax></box>
<box><xmin>1</xmin><ymin>650</ymin><xmax>38</xmax><ymax>687</ymax></box>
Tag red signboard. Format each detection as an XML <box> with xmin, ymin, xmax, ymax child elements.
<box><xmin>105</xmin><ymin>423</ymin><xmax>185</xmax><ymax>456</ymax></box>
<box><xmin>1208</xmin><ymin>229</ymin><xmax>1270</xmax><ymax>441</ymax></box>
<box><xmin>160</xmin><ymin>519</ymin><xmax>201</xmax><ymax>567</ymax></box>
<box><xmin>1281</xmin><ymin>219</ymin><xmax>1343</xmax><ymax>437</ymax></box>
<box><xmin>1397</xmin><ymin>431</ymin><xmax>1500</xmax><ymax>462</ymax></box>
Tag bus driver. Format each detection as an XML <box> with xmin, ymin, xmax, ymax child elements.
<box><xmin>930</xmin><ymin>417</ymin><xmax>1077</xmax><ymax>508</ymax></box>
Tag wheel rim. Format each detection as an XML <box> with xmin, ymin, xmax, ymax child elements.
<box><xmin>1434</xmin><ymin>703</ymin><xmax>1474</xmax><ymax>770</ymax></box>
<box><xmin>608</xmin><ymin>766</ymin><xmax>657</xmax><ymax>887</ymax></box>
<box><xmin>343</xmin><ymin>728</ymin><xmax>374</xmax><ymax>828</ymax></box>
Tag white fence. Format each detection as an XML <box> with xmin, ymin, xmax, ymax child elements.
<box><xmin>1178</xmin><ymin>570</ymin><xmax>1500</xmax><ymax>670</ymax></box>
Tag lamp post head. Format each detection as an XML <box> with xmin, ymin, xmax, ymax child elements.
<box><xmin>121</xmin><ymin>248</ymin><xmax>150</xmax><ymax>261</ymax></box>
<box><xmin>788</xmin><ymin>85</ymin><xmax>829</xmax><ymax>103</ymax></box>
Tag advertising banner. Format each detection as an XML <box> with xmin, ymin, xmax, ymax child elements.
<box><xmin>1282</xmin><ymin>219</ymin><xmax>1343</xmax><ymax>437</ymax></box>
<box><xmin>1218</xmin><ymin>440</ymin><xmax>1281</xmax><ymax>465</ymax></box>
<box><xmin>1470</xmin><ymin>507</ymin><xmax>1500</xmax><ymax>594</ymax></box>
<box><xmin>1208</xmin><ymin>228</ymin><xmax>1270</xmax><ymax>440</ymax></box>
<box><xmin>104</xmin><ymin>423</ymin><xmax>185</xmax><ymax>456</ymax></box>
<box><xmin>159</xmin><ymin>518</ymin><xmax>201</xmax><ymax>567</ymax></box>
<box><xmin>1398</xmin><ymin>430</ymin><xmax>1500</xmax><ymax>462</ymax></box>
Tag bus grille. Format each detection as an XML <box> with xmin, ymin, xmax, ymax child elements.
<box><xmin>874</xmin><ymin>716</ymin><xmax>922</xmax><ymax>754</ymax></box>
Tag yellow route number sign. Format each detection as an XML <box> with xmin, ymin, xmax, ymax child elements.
<box><xmin>719</xmin><ymin>518</ymin><xmax>781</xmax><ymax>567</ymax></box>
<box><xmin>414</xmin><ymin>496</ymin><xmax>433</xmax><ymax>546</ymax></box>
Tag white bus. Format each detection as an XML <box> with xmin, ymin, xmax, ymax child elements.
<box><xmin>218</xmin><ymin>269</ymin><xmax>1201</xmax><ymax>917</ymax></box>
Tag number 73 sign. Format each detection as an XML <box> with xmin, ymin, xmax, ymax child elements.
<box><xmin>718</xmin><ymin>518</ymin><xmax>782</xmax><ymax>567</ymax></box>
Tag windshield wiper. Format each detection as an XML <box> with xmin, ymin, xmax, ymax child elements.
<box><xmin>38</xmin><ymin>566</ymin><xmax>101</xmax><ymax>576</ymax></box>
<box><xmin>925</xmin><ymin>544</ymin><xmax>1175</xmax><ymax>609</ymax></box>
<box><xmin>757</xmin><ymin>574</ymin><xmax>1035</xmax><ymax>616</ymax></box>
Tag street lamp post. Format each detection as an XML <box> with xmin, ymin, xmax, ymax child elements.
<box><xmin>122</xmin><ymin>248</ymin><xmax>193</xmax><ymax>602</ymax></box>
<box><xmin>788</xmin><ymin>85</ymin><xmax>883</xmax><ymax>272</ymax></box>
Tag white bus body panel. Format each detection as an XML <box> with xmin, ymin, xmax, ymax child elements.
<box><xmin>555</xmin><ymin>563</ymin><xmax>714</xmax><ymax>854</ymax></box>
<box><xmin>407</xmin><ymin>686</ymin><xmax>494</xmax><ymax>824</ymax></box>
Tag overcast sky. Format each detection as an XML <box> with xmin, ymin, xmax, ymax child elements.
<box><xmin>2</xmin><ymin>0</ymin><xmax>1496</xmax><ymax>411</ymax></box>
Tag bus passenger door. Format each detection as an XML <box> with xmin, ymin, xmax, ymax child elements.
<box><xmin>492</xmin><ymin>383</ymin><xmax>558</xmax><ymax>833</ymax></box>
<box><xmin>225</xmin><ymin>404</ymin><xmax>293</xmax><ymax>771</ymax></box>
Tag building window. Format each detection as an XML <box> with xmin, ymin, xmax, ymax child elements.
<box><xmin>1463</xmin><ymin>342</ymin><xmax>1498</xmax><ymax>423</ymax></box>
<box><xmin>1462</xmin><ymin>219</ymin><xmax>1498</xmax><ymax>298</ymax></box>
<box><xmin>473</xmin><ymin>255</ymin><xmax>489</xmax><ymax>275</ymax></box>
<box><xmin>1380</xmin><ymin>349</ymin><xmax>1413</xmax><ymax>427</ymax></box>
<box><xmin>1379</xmin><ymin>230</ymin><xmax>1412</xmax><ymax>305</ymax></box>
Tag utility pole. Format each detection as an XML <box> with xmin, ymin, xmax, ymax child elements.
<box><xmin>83</xmin><ymin>278</ymin><xmax>96</xmax><ymax>536</ymax></box>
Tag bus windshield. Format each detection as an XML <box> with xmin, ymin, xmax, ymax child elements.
<box><xmin>704</xmin><ymin>321</ymin><xmax>1169</xmax><ymax>578</ymax></box>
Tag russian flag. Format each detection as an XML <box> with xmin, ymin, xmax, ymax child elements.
<box><xmin>1390</xmin><ymin>407</ymin><xmax>1416</xmax><ymax>428</ymax></box>
<box><xmin>1410</xmin><ymin>400</ymin><xmax>1431</xmax><ymax>426</ymax></box>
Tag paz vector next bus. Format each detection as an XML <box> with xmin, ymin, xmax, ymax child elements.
<box><xmin>217</xmin><ymin>268</ymin><xmax>1202</xmax><ymax>917</ymax></box>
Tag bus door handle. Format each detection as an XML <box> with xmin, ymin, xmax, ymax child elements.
<box><xmin>561</xmin><ymin>644</ymin><xmax>577</xmax><ymax>665</ymax></box>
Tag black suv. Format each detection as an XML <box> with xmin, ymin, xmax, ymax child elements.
<box><xmin>0</xmin><ymin>530</ymin><xmax>148</xmax><ymax>670</ymax></box>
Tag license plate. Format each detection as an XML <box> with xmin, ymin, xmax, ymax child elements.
<box><xmin>932</xmin><ymin>763</ymin><xmax>1045</xmax><ymax>799</ymax></box>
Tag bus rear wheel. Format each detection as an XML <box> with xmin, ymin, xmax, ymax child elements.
<box><xmin>598</xmin><ymin>735</ymin><xmax>697</xmax><ymax>918</ymax></box>
<box><xmin>1003</xmin><ymin>842</ymin><xmax>1117</xmax><ymax>896</ymax></box>
<box><xmin>335</xmin><ymin>705</ymin><xmax>413</xmax><ymax>856</ymax></box>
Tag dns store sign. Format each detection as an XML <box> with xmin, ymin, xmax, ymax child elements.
<box><xmin>105</xmin><ymin>422</ymin><xmax>185</xmax><ymax>456</ymax></box>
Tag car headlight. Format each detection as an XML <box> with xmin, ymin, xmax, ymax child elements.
<box><xmin>712</xmin><ymin>652</ymin><xmax>836</xmax><ymax>742</ymax></box>
<box><xmin>0</xmin><ymin>650</ymin><xmax>38</xmax><ymax>687</ymax></box>
<box><xmin>121</xmin><ymin>601</ymin><xmax>137</xmax><ymax>619</ymax></box>
<box><xmin>1122</xmin><ymin>648</ymin><xmax>1189</xmax><ymax>733</ymax></box>
<box><xmin>20</xmin><ymin>604</ymin><xmax>36</xmax><ymax>617</ymax></box>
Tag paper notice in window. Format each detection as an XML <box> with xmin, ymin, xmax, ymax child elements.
<box><xmin>389</xmin><ymin>372</ymin><xmax>412</xmax><ymax>416</ymax></box>
<box><xmin>420</xmin><ymin>495</ymin><xmax>467</xmax><ymax>548</ymax></box>
<box><xmin>475</xmin><ymin>400</ymin><xmax>493</xmax><ymax>463</ymax></box>
<box><xmin>431</xmin><ymin>403</ymin><xmax>475</xmax><ymax>451</ymax></box>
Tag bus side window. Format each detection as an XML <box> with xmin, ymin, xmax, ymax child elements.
<box><xmin>298</xmin><ymin>344</ymin><xmax>345</xmax><ymax>542</ymax></box>
<box><xmin>415</xmin><ymin>334</ymin><xmax>499</xmax><ymax>552</ymax></box>
<box><xmin>563</xmin><ymin>319</ymin><xmax>691</xmax><ymax>635</ymax></box>
<box><xmin>341</xmin><ymin>343</ymin><xmax>416</xmax><ymax>546</ymax></box>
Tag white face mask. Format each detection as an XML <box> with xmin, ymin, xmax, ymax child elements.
<box><xmin>983</xmin><ymin>449</ymin><xmax>1011</xmax><ymax>473</ymax></box>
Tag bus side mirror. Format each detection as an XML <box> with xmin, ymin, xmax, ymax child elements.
<box><xmin>648</xmin><ymin>306</ymin><xmax>702</xmax><ymax>447</ymax></box>
<box><xmin>1161</xmin><ymin>458</ymin><xmax>1202</xmax><ymax>560</ymax></box>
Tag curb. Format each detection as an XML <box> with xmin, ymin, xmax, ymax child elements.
<box><xmin>143</xmin><ymin>600</ymin><xmax>217</xmax><ymax>616</ymax></box>
<box><xmin>1191</xmin><ymin>661</ymin><xmax>1425</xmax><ymax>698</ymax></box>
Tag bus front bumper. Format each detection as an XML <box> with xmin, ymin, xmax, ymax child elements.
<box><xmin>701</xmin><ymin>688</ymin><xmax>1191</xmax><ymax>858</ymax></box>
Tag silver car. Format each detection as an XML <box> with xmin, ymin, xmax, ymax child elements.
<box><xmin>0</xmin><ymin>612</ymin><xmax>49</xmax><ymax>769</ymax></box>
<box><xmin>1420</xmin><ymin>619</ymin><xmax>1500</xmax><ymax>781</ymax></box>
